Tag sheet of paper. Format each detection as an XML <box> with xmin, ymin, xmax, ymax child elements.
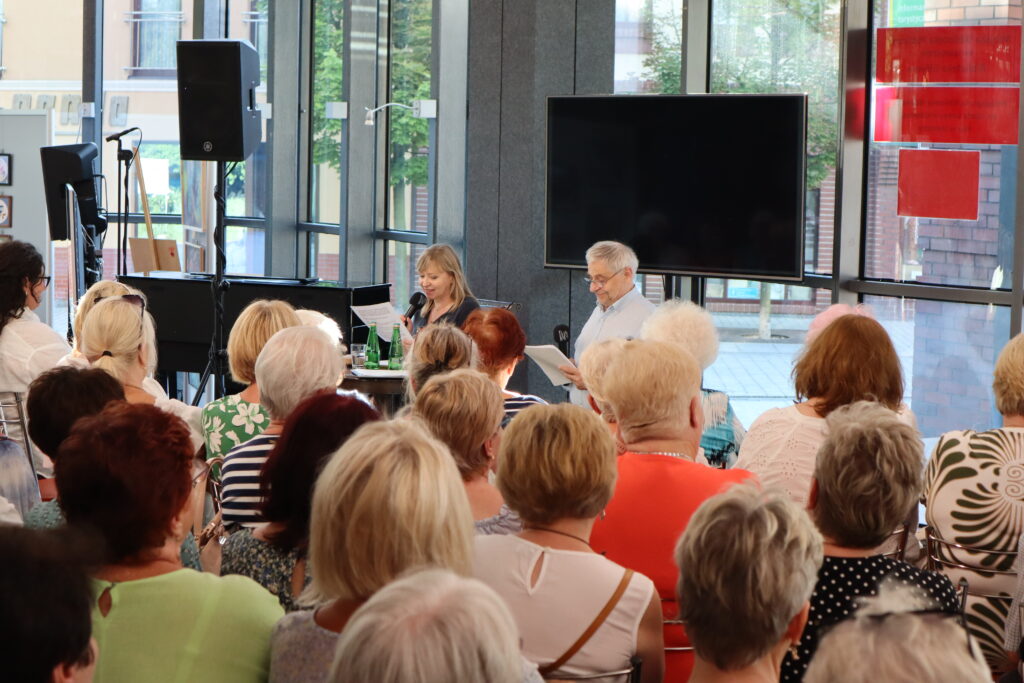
<box><xmin>524</xmin><ymin>344</ymin><xmax>574</xmax><ymax>386</ymax></box>
<box><xmin>351</xmin><ymin>303</ymin><xmax>414</xmax><ymax>343</ymax></box>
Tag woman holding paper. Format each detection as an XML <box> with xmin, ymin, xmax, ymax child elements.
<box><xmin>462</xmin><ymin>307</ymin><xmax>547</xmax><ymax>427</ymax></box>
<box><xmin>407</xmin><ymin>244</ymin><xmax>479</xmax><ymax>334</ymax></box>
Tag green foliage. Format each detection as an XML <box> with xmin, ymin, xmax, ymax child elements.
<box><xmin>643</xmin><ymin>0</ymin><xmax>840</xmax><ymax>189</ymax></box>
<box><xmin>311</xmin><ymin>0</ymin><xmax>346</xmax><ymax>169</ymax></box>
<box><xmin>387</xmin><ymin>0</ymin><xmax>432</xmax><ymax>188</ymax></box>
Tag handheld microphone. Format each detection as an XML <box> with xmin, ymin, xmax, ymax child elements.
<box><xmin>405</xmin><ymin>292</ymin><xmax>427</xmax><ymax>319</ymax></box>
<box><xmin>553</xmin><ymin>324</ymin><xmax>571</xmax><ymax>358</ymax></box>
<box><xmin>105</xmin><ymin>127</ymin><xmax>140</xmax><ymax>142</ymax></box>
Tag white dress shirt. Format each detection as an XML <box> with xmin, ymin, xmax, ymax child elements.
<box><xmin>569</xmin><ymin>286</ymin><xmax>655</xmax><ymax>406</ymax></box>
<box><xmin>0</xmin><ymin>310</ymin><xmax>70</xmax><ymax>474</ymax></box>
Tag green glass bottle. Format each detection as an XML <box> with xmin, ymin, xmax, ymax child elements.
<box><xmin>365</xmin><ymin>322</ymin><xmax>381</xmax><ymax>369</ymax></box>
<box><xmin>389</xmin><ymin>323</ymin><xmax>404</xmax><ymax>370</ymax></box>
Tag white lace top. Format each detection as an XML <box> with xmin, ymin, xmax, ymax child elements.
<box><xmin>735</xmin><ymin>403</ymin><xmax>917</xmax><ymax>507</ymax></box>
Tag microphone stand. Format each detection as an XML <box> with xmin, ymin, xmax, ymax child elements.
<box><xmin>114</xmin><ymin>138</ymin><xmax>134</xmax><ymax>276</ymax></box>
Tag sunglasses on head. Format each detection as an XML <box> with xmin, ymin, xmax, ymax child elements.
<box><xmin>94</xmin><ymin>293</ymin><xmax>146</xmax><ymax>311</ymax></box>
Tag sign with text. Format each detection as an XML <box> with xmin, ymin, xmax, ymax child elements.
<box><xmin>897</xmin><ymin>149</ymin><xmax>980</xmax><ymax>221</ymax></box>
<box><xmin>889</xmin><ymin>0</ymin><xmax>924</xmax><ymax>28</ymax></box>
<box><xmin>874</xmin><ymin>86</ymin><xmax>1019</xmax><ymax>145</ymax></box>
<box><xmin>877</xmin><ymin>26</ymin><xmax>1021</xmax><ymax>84</ymax></box>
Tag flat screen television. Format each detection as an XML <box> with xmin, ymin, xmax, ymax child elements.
<box><xmin>545</xmin><ymin>94</ymin><xmax>807</xmax><ymax>280</ymax></box>
<box><xmin>40</xmin><ymin>143</ymin><xmax>106</xmax><ymax>241</ymax></box>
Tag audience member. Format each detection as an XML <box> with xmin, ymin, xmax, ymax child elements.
<box><xmin>269</xmin><ymin>418</ymin><xmax>474</xmax><ymax>683</ymax></box>
<box><xmin>202</xmin><ymin>299</ymin><xmax>301</xmax><ymax>460</ymax></box>
<box><xmin>676</xmin><ymin>483</ymin><xmax>823</xmax><ymax>682</ymax></box>
<box><xmin>0</xmin><ymin>240</ymin><xmax>70</xmax><ymax>471</ymax></box>
<box><xmin>0</xmin><ymin>434</ymin><xmax>37</xmax><ymax>520</ymax></box>
<box><xmin>295</xmin><ymin>308</ymin><xmax>345</xmax><ymax>351</ymax></box>
<box><xmin>781</xmin><ymin>401</ymin><xmax>957</xmax><ymax>682</ymax></box>
<box><xmin>59</xmin><ymin>402</ymin><xmax>283</xmax><ymax>682</ymax></box>
<box><xmin>1006</xmin><ymin>531</ymin><xmax>1024</xmax><ymax>676</ymax></box>
<box><xmin>0</xmin><ymin>526</ymin><xmax>98</xmax><ymax>683</ymax></box>
<box><xmin>462</xmin><ymin>306</ymin><xmax>547</xmax><ymax>426</ymax></box>
<box><xmin>221</xmin><ymin>325</ymin><xmax>343</xmax><ymax>528</ymax></box>
<box><xmin>735</xmin><ymin>312</ymin><xmax>911</xmax><ymax>505</ymax></box>
<box><xmin>80</xmin><ymin>296</ymin><xmax>203</xmax><ymax>451</ymax></box>
<box><xmin>404</xmin><ymin>322</ymin><xmax>474</xmax><ymax>396</ymax></box>
<box><xmin>59</xmin><ymin>280</ymin><xmax>167</xmax><ymax>400</ymax></box>
<box><xmin>412</xmin><ymin>368</ymin><xmax>519</xmax><ymax>535</ymax></box>
<box><xmin>804</xmin><ymin>582</ymin><xmax>990</xmax><ymax>683</ymax></box>
<box><xmin>641</xmin><ymin>299</ymin><xmax>746</xmax><ymax>468</ymax></box>
<box><xmin>221</xmin><ymin>392</ymin><xmax>380</xmax><ymax>611</ymax></box>
<box><xmin>329</xmin><ymin>569</ymin><xmax>528</xmax><ymax>683</ymax></box>
<box><xmin>407</xmin><ymin>243</ymin><xmax>480</xmax><ymax>334</ymax></box>
<box><xmin>477</xmin><ymin>403</ymin><xmax>664</xmax><ymax>682</ymax></box>
<box><xmin>558</xmin><ymin>240</ymin><xmax>655</xmax><ymax>407</ymax></box>
<box><xmin>927</xmin><ymin>331</ymin><xmax>1024</xmax><ymax>671</ymax></box>
<box><xmin>590</xmin><ymin>339</ymin><xmax>752</xmax><ymax>680</ymax></box>
<box><xmin>577</xmin><ymin>337</ymin><xmax>628</xmax><ymax>453</ymax></box>
<box><xmin>23</xmin><ymin>367</ymin><xmax>123</xmax><ymax>526</ymax></box>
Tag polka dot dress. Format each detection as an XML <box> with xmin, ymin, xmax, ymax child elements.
<box><xmin>779</xmin><ymin>555</ymin><xmax>959</xmax><ymax>681</ymax></box>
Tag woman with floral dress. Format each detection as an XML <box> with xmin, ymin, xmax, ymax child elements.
<box><xmin>202</xmin><ymin>299</ymin><xmax>300</xmax><ymax>460</ymax></box>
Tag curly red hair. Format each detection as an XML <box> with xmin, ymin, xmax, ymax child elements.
<box><xmin>461</xmin><ymin>307</ymin><xmax>526</xmax><ymax>375</ymax></box>
<box><xmin>57</xmin><ymin>402</ymin><xmax>193</xmax><ymax>563</ymax></box>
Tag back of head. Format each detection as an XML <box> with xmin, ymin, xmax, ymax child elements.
<box><xmin>255</xmin><ymin>325</ymin><xmax>343</xmax><ymax>420</ymax></box>
<box><xmin>57</xmin><ymin>401</ymin><xmax>193</xmax><ymax>563</ymax></box>
<box><xmin>578</xmin><ymin>337</ymin><xmax>627</xmax><ymax>408</ymax></box>
<box><xmin>640</xmin><ymin>299</ymin><xmax>719</xmax><ymax>370</ymax></box>
<box><xmin>602</xmin><ymin>338</ymin><xmax>702</xmax><ymax>442</ymax></box>
<box><xmin>228</xmin><ymin>298</ymin><xmax>301</xmax><ymax>384</ymax></box>
<box><xmin>416</xmin><ymin>243</ymin><xmax>474</xmax><ymax>312</ymax></box>
<box><xmin>497</xmin><ymin>403</ymin><xmax>616</xmax><ymax>526</ymax></box>
<box><xmin>72</xmin><ymin>280</ymin><xmax>136</xmax><ymax>350</ymax></box>
<box><xmin>412</xmin><ymin>368</ymin><xmax>503</xmax><ymax>480</ymax></box>
<box><xmin>0</xmin><ymin>526</ymin><xmax>97</xmax><ymax>683</ymax></box>
<box><xmin>80</xmin><ymin>297</ymin><xmax>153</xmax><ymax>383</ymax></box>
<box><xmin>585</xmin><ymin>240</ymin><xmax>639</xmax><ymax>273</ymax></box>
<box><xmin>461</xmin><ymin>307</ymin><xmax>526</xmax><ymax>376</ymax></box>
<box><xmin>994</xmin><ymin>332</ymin><xmax>1024</xmax><ymax>417</ymax></box>
<box><xmin>295</xmin><ymin>308</ymin><xmax>345</xmax><ymax>351</ymax></box>
<box><xmin>406</xmin><ymin>323</ymin><xmax>474</xmax><ymax>394</ymax></box>
<box><xmin>813</xmin><ymin>401</ymin><xmax>923</xmax><ymax>548</ymax></box>
<box><xmin>804</xmin><ymin>582</ymin><xmax>989</xmax><ymax>683</ymax></box>
<box><xmin>304</xmin><ymin>418</ymin><xmax>474</xmax><ymax>604</ymax></box>
<box><xmin>0</xmin><ymin>239</ymin><xmax>44</xmax><ymax>332</ymax></box>
<box><xmin>676</xmin><ymin>483</ymin><xmax>823</xmax><ymax>670</ymax></box>
<box><xmin>27</xmin><ymin>366</ymin><xmax>125</xmax><ymax>458</ymax></box>
<box><xmin>794</xmin><ymin>314</ymin><xmax>903</xmax><ymax>415</ymax></box>
<box><xmin>804</xmin><ymin>303</ymin><xmax>874</xmax><ymax>345</ymax></box>
<box><xmin>260</xmin><ymin>392</ymin><xmax>381</xmax><ymax>553</ymax></box>
<box><xmin>329</xmin><ymin>569</ymin><xmax>522</xmax><ymax>683</ymax></box>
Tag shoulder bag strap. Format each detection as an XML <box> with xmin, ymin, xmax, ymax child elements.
<box><xmin>537</xmin><ymin>568</ymin><xmax>635</xmax><ymax>677</ymax></box>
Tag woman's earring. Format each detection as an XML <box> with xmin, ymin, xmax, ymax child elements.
<box><xmin>787</xmin><ymin>643</ymin><xmax>800</xmax><ymax>661</ymax></box>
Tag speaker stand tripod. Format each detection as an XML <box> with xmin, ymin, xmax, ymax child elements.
<box><xmin>192</xmin><ymin>160</ymin><xmax>229</xmax><ymax>404</ymax></box>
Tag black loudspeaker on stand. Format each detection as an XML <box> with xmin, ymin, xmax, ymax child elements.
<box><xmin>176</xmin><ymin>39</ymin><xmax>262</xmax><ymax>401</ymax></box>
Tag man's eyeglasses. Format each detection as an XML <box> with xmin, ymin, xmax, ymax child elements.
<box><xmin>583</xmin><ymin>268</ymin><xmax>625</xmax><ymax>288</ymax></box>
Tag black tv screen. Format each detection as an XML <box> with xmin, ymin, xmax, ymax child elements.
<box><xmin>545</xmin><ymin>94</ymin><xmax>807</xmax><ymax>280</ymax></box>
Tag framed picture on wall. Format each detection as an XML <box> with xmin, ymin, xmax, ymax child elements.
<box><xmin>0</xmin><ymin>196</ymin><xmax>12</xmax><ymax>227</ymax></box>
<box><xmin>0</xmin><ymin>154</ymin><xmax>11</xmax><ymax>186</ymax></box>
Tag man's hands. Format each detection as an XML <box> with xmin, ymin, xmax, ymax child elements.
<box><xmin>558</xmin><ymin>363</ymin><xmax>586</xmax><ymax>390</ymax></box>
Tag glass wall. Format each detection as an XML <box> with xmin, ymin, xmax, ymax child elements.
<box><xmin>386</xmin><ymin>240</ymin><xmax>427</xmax><ymax>307</ymax></box>
<box><xmin>309</xmin><ymin>0</ymin><xmax>345</xmax><ymax>224</ymax></box>
<box><xmin>385</xmin><ymin>0</ymin><xmax>432</xmax><ymax>232</ymax></box>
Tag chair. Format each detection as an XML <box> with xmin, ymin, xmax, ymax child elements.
<box><xmin>542</xmin><ymin>655</ymin><xmax>642</xmax><ymax>682</ymax></box>
<box><xmin>663</xmin><ymin>618</ymin><xmax>694</xmax><ymax>654</ymax></box>
<box><xmin>924</xmin><ymin>527</ymin><xmax>1017</xmax><ymax>597</ymax></box>
<box><xmin>477</xmin><ymin>298</ymin><xmax>523</xmax><ymax>313</ymax></box>
<box><xmin>0</xmin><ymin>392</ymin><xmax>36</xmax><ymax>477</ymax></box>
<box><xmin>881</xmin><ymin>522</ymin><xmax>912</xmax><ymax>561</ymax></box>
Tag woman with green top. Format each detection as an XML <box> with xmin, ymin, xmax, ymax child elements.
<box><xmin>202</xmin><ymin>299</ymin><xmax>301</xmax><ymax>460</ymax></box>
<box><xmin>59</xmin><ymin>401</ymin><xmax>283</xmax><ymax>682</ymax></box>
